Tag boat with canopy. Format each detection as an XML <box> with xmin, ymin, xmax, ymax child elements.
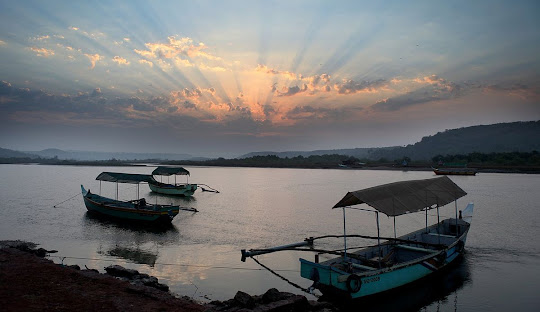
<box><xmin>241</xmin><ymin>176</ymin><xmax>474</xmax><ymax>299</ymax></box>
<box><xmin>148</xmin><ymin>166</ymin><xmax>198</xmax><ymax>196</ymax></box>
<box><xmin>81</xmin><ymin>172</ymin><xmax>197</xmax><ymax>223</ymax></box>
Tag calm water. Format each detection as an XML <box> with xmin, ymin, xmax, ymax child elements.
<box><xmin>1</xmin><ymin>164</ymin><xmax>539</xmax><ymax>311</ymax></box>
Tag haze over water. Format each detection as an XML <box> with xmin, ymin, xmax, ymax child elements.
<box><xmin>1</xmin><ymin>164</ymin><xmax>539</xmax><ymax>311</ymax></box>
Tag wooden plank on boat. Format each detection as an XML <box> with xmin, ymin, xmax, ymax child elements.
<box><xmin>396</xmin><ymin>244</ymin><xmax>437</xmax><ymax>253</ymax></box>
<box><xmin>427</xmin><ymin>232</ymin><xmax>456</xmax><ymax>238</ymax></box>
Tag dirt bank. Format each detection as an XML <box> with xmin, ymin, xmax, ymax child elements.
<box><xmin>0</xmin><ymin>241</ymin><xmax>204</xmax><ymax>312</ymax></box>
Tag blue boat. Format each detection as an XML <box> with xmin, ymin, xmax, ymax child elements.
<box><xmin>82</xmin><ymin>172</ymin><xmax>197</xmax><ymax>223</ymax></box>
<box><xmin>241</xmin><ymin>176</ymin><xmax>474</xmax><ymax>299</ymax></box>
<box><xmin>148</xmin><ymin>166</ymin><xmax>198</xmax><ymax>196</ymax></box>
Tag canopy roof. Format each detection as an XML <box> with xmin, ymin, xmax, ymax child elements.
<box><xmin>332</xmin><ymin>176</ymin><xmax>467</xmax><ymax>217</ymax></box>
<box><xmin>151</xmin><ymin>166</ymin><xmax>190</xmax><ymax>176</ymax></box>
<box><xmin>96</xmin><ymin>172</ymin><xmax>154</xmax><ymax>184</ymax></box>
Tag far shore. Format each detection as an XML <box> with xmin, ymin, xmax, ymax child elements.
<box><xmin>1</xmin><ymin>159</ymin><xmax>539</xmax><ymax>174</ymax></box>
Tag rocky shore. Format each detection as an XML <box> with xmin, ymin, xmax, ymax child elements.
<box><xmin>0</xmin><ymin>241</ymin><xmax>335</xmax><ymax>312</ymax></box>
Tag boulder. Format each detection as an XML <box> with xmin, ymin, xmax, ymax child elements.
<box><xmin>234</xmin><ymin>291</ymin><xmax>256</xmax><ymax>309</ymax></box>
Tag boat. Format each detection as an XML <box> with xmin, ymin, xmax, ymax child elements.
<box><xmin>433</xmin><ymin>167</ymin><xmax>477</xmax><ymax>176</ymax></box>
<box><xmin>241</xmin><ymin>176</ymin><xmax>474</xmax><ymax>299</ymax></box>
<box><xmin>148</xmin><ymin>166</ymin><xmax>198</xmax><ymax>196</ymax></box>
<box><xmin>81</xmin><ymin>172</ymin><xmax>197</xmax><ymax>223</ymax></box>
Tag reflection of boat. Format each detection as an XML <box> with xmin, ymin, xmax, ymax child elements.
<box><xmin>148</xmin><ymin>166</ymin><xmax>198</xmax><ymax>196</ymax></box>
<box><xmin>433</xmin><ymin>167</ymin><xmax>477</xmax><ymax>176</ymax></box>
<box><xmin>82</xmin><ymin>172</ymin><xmax>197</xmax><ymax>223</ymax></box>
<box><xmin>106</xmin><ymin>245</ymin><xmax>158</xmax><ymax>266</ymax></box>
<box><xmin>242</xmin><ymin>176</ymin><xmax>474</xmax><ymax>299</ymax></box>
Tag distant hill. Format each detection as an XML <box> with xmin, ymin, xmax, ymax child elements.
<box><xmin>369</xmin><ymin>121</ymin><xmax>540</xmax><ymax>161</ymax></box>
<box><xmin>241</xmin><ymin>121</ymin><xmax>540</xmax><ymax>161</ymax></box>
<box><xmin>0</xmin><ymin>148</ymin><xmax>38</xmax><ymax>158</ymax></box>
<box><xmin>22</xmin><ymin>149</ymin><xmax>194</xmax><ymax>161</ymax></box>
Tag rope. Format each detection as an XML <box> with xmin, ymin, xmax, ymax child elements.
<box><xmin>53</xmin><ymin>192</ymin><xmax>81</xmax><ymax>208</ymax></box>
<box><xmin>47</xmin><ymin>255</ymin><xmax>297</xmax><ymax>272</ymax></box>
<box><xmin>250</xmin><ymin>256</ymin><xmax>319</xmax><ymax>298</ymax></box>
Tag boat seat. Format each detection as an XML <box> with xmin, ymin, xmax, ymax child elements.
<box><xmin>351</xmin><ymin>263</ymin><xmax>377</xmax><ymax>271</ymax></box>
<box><xmin>396</xmin><ymin>244</ymin><xmax>436</xmax><ymax>254</ymax></box>
<box><xmin>427</xmin><ymin>232</ymin><xmax>456</xmax><ymax>238</ymax></box>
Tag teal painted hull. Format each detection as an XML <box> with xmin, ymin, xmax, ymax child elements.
<box><xmin>81</xmin><ymin>185</ymin><xmax>179</xmax><ymax>223</ymax></box>
<box><xmin>148</xmin><ymin>182</ymin><xmax>197</xmax><ymax>196</ymax></box>
<box><xmin>300</xmin><ymin>220</ymin><xmax>469</xmax><ymax>299</ymax></box>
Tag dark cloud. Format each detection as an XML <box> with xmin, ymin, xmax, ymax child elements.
<box><xmin>370</xmin><ymin>81</ymin><xmax>463</xmax><ymax>112</ymax></box>
<box><xmin>277</xmin><ymin>84</ymin><xmax>308</xmax><ymax>97</ymax></box>
<box><xmin>335</xmin><ymin>79</ymin><xmax>387</xmax><ymax>94</ymax></box>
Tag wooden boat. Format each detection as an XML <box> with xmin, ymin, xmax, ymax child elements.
<box><xmin>148</xmin><ymin>166</ymin><xmax>198</xmax><ymax>196</ymax></box>
<box><xmin>433</xmin><ymin>167</ymin><xmax>477</xmax><ymax>176</ymax></box>
<box><xmin>81</xmin><ymin>172</ymin><xmax>197</xmax><ymax>223</ymax></box>
<box><xmin>241</xmin><ymin>176</ymin><xmax>474</xmax><ymax>299</ymax></box>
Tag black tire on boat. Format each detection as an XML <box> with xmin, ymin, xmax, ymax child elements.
<box><xmin>346</xmin><ymin>274</ymin><xmax>362</xmax><ymax>293</ymax></box>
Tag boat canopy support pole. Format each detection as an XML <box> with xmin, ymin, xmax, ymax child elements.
<box><xmin>454</xmin><ymin>199</ymin><xmax>458</xmax><ymax>237</ymax></box>
<box><xmin>343</xmin><ymin>208</ymin><xmax>348</xmax><ymax>261</ymax></box>
<box><xmin>99</xmin><ymin>181</ymin><xmax>101</xmax><ymax>195</ymax></box>
<box><xmin>436</xmin><ymin>201</ymin><xmax>441</xmax><ymax>245</ymax></box>
<box><xmin>116</xmin><ymin>182</ymin><xmax>118</xmax><ymax>200</ymax></box>
<box><xmin>376</xmin><ymin>211</ymin><xmax>382</xmax><ymax>269</ymax></box>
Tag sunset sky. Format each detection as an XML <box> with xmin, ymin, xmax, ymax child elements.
<box><xmin>1</xmin><ymin>0</ymin><xmax>539</xmax><ymax>157</ymax></box>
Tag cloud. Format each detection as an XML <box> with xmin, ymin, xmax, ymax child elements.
<box><xmin>138</xmin><ymin>59</ymin><xmax>153</xmax><ymax>67</ymax></box>
<box><xmin>29</xmin><ymin>47</ymin><xmax>55</xmax><ymax>57</ymax></box>
<box><xmin>0</xmin><ymin>40</ymin><xmax>5</xmax><ymax>45</ymax></box>
<box><xmin>255</xmin><ymin>64</ymin><xmax>296</xmax><ymax>79</ymax></box>
<box><xmin>277</xmin><ymin>84</ymin><xmax>308</xmax><ymax>97</ymax></box>
<box><xmin>370</xmin><ymin>80</ymin><xmax>464</xmax><ymax>112</ymax></box>
<box><xmin>112</xmin><ymin>55</ymin><xmax>130</xmax><ymax>65</ymax></box>
<box><xmin>84</xmin><ymin>53</ymin><xmax>103</xmax><ymax>69</ymax></box>
<box><xmin>134</xmin><ymin>35</ymin><xmax>220</xmax><ymax>61</ymax></box>
<box><xmin>69</xmin><ymin>26</ymin><xmax>79</xmax><ymax>31</ymax></box>
<box><xmin>32</xmin><ymin>35</ymin><xmax>50</xmax><ymax>41</ymax></box>
<box><xmin>335</xmin><ymin>79</ymin><xmax>388</xmax><ymax>94</ymax></box>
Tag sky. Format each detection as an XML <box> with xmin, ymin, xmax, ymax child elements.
<box><xmin>0</xmin><ymin>0</ymin><xmax>539</xmax><ymax>158</ymax></box>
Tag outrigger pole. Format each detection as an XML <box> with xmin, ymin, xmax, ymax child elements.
<box><xmin>241</xmin><ymin>238</ymin><xmax>314</xmax><ymax>262</ymax></box>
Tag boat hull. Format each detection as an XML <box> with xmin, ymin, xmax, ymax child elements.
<box><xmin>148</xmin><ymin>182</ymin><xmax>197</xmax><ymax>196</ymax></box>
<box><xmin>300</xmin><ymin>222</ymin><xmax>469</xmax><ymax>299</ymax></box>
<box><xmin>81</xmin><ymin>185</ymin><xmax>179</xmax><ymax>223</ymax></box>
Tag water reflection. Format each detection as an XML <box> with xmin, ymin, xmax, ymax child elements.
<box><xmin>83</xmin><ymin>211</ymin><xmax>179</xmax><ymax>234</ymax></box>
<box><xmin>327</xmin><ymin>256</ymin><xmax>471</xmax><ymax>312</ymax></box>
<box><xmin>101</xmin><ymin>245</ymin><xmax>158</xmax><ymax>266</ymax></box>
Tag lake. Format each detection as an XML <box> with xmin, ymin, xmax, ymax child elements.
<box><xmin>1</xmin><ymin>164</ymin><xmax>539</xmax><ymax>311</ymax></box>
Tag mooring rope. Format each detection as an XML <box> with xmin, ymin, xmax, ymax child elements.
<box><xmin>53</xmin><ymin>192</ymin><xmax>81</xmax><ymax>208</ymax></box>
<box><xmin>47</xmin><ymin>255</ymin><xmax>298</xmax><ymax>272</ymax></box>
<box><xmin>250</xmin><ymin>256</ymin><xmax>319</xmax><ymax>298</ymax></box>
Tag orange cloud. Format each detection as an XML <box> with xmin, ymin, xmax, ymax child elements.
<box><xmin>112</xmin><ymin>55</ymin><xmax>130</xmax><ymax>65</ymax></box>
<box><xmin>255</xmin><ymin>64</ymin><xmax>297</xmax><ymax>79</ymax></box>
<box><xmin>30</xmin><ymin>47</ymin><xmax>55</xmax><ymax>57</ymax></box>
<box><xmin>138</xmin><ymin>59</ymin><xmax>153</xmax><ymax>67</ymax></box>
<box><xmin>84</xmin><ymin>53</ymin><xmax>103</xmax><ymax>69</ymax></box>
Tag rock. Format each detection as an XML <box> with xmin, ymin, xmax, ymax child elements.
<box><xmin>67</xmin><ymin>264</ymin><xmax>80</xmax><ymax>270</ymax></box>
<box><xmin>252</xmin><ymin>295</ymin><xmax>309</xmax><ymax>312</ymax></box>
<box><xmin>234</xmin><ymin>291</ymin><xmax>256</xmax><ymax>309</ymax></box>
<box><xmin>35</xmin><ymin>248</ymin><xmax>47</xmax><ymax>257</ymax></box>
<box><xmin>104</xmin><ymin>265</ymin><xmax>139</xmax><ymax>278</ymax></box>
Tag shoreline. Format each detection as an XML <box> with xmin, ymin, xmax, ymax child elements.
<box><xmin>1</xmin><ymin>160</ymin><xmax>539</xmax><ymax>174</ymax></box>
<box><xmin>0</xmin><ymin>240</ymin><xmax>334</xmax><ymax>312</ymax></box>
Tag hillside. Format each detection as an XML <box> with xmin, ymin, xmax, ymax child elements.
<box><xmin>242</xmin><ymin>121</ymin><xmax>540</xmax><ymax>161</ymax></box>
<box><xmin>368</xmin><ymin>121</ymin><xmax>540</xmax><ymax>161</ymax></box>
